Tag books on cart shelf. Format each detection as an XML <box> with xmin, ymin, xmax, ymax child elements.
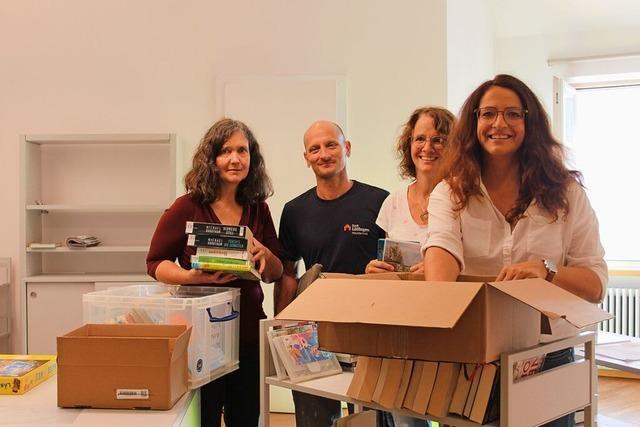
<box><xmin>346</xmin><ymin>357</ymin><xmax>500</xmax><ymax>423</ymax></box>
<box><xmin>268</xmin><ymin>322</ymin><xmax>342</xmax><ymax>383</ymax></box>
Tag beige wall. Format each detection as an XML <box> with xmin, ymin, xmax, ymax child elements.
<box><xmin>0</xmin><ymin>0</ymin><xmax>452</xmax><ymax>352</ymax></box>
<box><xmin>446</xmin><ymin>0</ymin><xmax>494</xmax><ymax>115</ymax></box>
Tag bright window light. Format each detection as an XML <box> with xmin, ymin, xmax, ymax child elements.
<box><xmin>566</xmin><ymin>84</ymin><xmax>640</xmax><ymax>262</ymax></box>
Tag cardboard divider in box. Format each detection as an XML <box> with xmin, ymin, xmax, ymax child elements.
<box><xmin>276</xmin><ymin>273</ymin><xmax>612</xmax><ymax>363</ymax></box>
<box><xmin>83</xmin><ymin>284</ymin><xmax>240</xmax><ymax>389</ymax></box>
<box><xmin>57</xmin><ymin>324</ymin><xmax>191</xmax><ymax>410</ymax></box>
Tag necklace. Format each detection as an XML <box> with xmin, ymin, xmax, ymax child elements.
<box><xmin>408</xmin><ymin>184</ymin><xmax>430</xmax><ymax>224</ymax></box>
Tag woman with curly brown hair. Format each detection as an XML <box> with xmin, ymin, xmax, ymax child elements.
<box><xmin>365</xmin><ymin>106</ymin><xmax>455</xmax><ymax>275</ymax></box>
<box><xmin>147</xmin><ymin>118</ymin><xmax>282</xmax><ymax>427</ymax></box>
<box><xmin>424</xmin><ymin>75</ymin><xmax>607</xmax><ymax>427</ymax></box>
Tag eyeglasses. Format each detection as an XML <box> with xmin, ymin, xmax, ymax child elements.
<box><xmin>411</xmin><ymin>135</ymin><xmax>447</xmax><ymax>150</ymax></box>
<box><xmin>474</xmin><ymin>107</ymin><xmax>528</xmax><ymax>124</ymax></box>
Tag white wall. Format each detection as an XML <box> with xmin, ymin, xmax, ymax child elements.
<box><xmin>0</xmin><ymin>0</ymin><xmax>448</xmax><ymax>352</ymax></box>
<box><xmin>446</xmin><ymin>0</ymin><xmax>495</xmax><ymax>114</ymax></box>
<box><xmin>494</xmin><ymin>26</ymin><xmax>640</xmax><ymax>115</ymax></box>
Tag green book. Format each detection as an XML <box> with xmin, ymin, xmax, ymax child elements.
<box><xmin>191</xmin><ymin>261</ymin><xmax>260</xmax><ymax>281</ymax></box>
<box><xmin>191</xmin><ymin>255</ymin><xmax>248</xmax><ymax>265</ymax></box>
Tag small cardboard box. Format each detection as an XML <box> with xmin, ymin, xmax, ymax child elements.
<box><xmin>57</xmin><ymin>324</ymin><xmax>191</xmax><ymax>410</ymax></box>
<box><xmin>0</xmin><ymin>354</ymin><xmax>57</xmax><ymax>395</ymax></box>
<box><xmin>276</xmin><ymin>274</ymin><xmax>611</xmax><ymax>363</ymax></box>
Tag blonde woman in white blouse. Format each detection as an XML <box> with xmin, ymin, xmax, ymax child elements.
<box><xmin>365</xmin><ymin>106</ymin><xmax>455</xmax><ymax>275</ymax></box>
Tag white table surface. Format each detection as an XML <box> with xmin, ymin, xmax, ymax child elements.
<box><xmin>0</xmin><ymin>376</ymin><xmax>196</xmax><ymax>427</ymax></box>
<box><xmin>575</xmin><ymin>331</ymin><xmax>640</xmax><ymax>375</ymax></box>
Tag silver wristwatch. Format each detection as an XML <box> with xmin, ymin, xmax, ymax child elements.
<box><xmin>543</xmin><ymin>259</ymin><xmax>557</xmax><ymax>282</ymax></box>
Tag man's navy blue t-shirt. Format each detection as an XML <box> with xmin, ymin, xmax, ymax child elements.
<box><xmin>278</xmin><ymin>180</ymin><xmax>388</xmax><ymax>274</ymax></box>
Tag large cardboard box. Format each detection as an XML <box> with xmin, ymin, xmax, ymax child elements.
<box><xmin>57</xmin><ymin>324</ymin><xmax>191</xmax><ymax>410</ymax></box>
<box><xmin>276</xmin><ymin>274</ymin><xmax>611</xmax><ymax>363</ymax></box>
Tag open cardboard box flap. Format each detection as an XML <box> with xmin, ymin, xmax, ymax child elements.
<box><xmin>279</xmin><ymin>275</ymin><xmax>610</xmax><ymax>329</ymax></box>
<box><xmin>488</xmin><ymin>278</ymin><xmax>612</xmax><ymax>328</ymax></box>
<box><xmin>279</xmin><ymin>278</ymin><xmax>483</xmax><ymax>328</ymax></box>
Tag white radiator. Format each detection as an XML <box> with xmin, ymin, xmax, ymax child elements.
<box><xmin>599</xmin><ymin>287</ymin><xmax>640</xmax><ymax>337</ymax></box>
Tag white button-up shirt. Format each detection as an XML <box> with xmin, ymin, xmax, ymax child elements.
<box><xmin>424</xmin><ymin>180</ymin><xmax>608</xmax><ymax>298</ymax></box>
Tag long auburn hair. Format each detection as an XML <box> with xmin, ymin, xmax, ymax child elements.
<box><xmin>184</xmin><ymin>118</ymin><xmax>273</xmax><ymax>205</ymax></box>
<box><xmin>443</xmin><ymin>74</ymin><xmax>582</xmax><ymax>223</ymax></box>
<box><xmin>396</xmin><ymin>106</ymin><xmax>455</xmax><ymax>179</ymax></box>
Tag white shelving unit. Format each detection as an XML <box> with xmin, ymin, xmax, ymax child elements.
<box><xmin>259</xmin><ymin>319</ymin><xmax>598</xmax><ymax>427</ymax></box>
<box><xmin>0</xmin><ymin>258</ymin><xmax>10</xmax><ymax>353</ymax></box>
<box><xmin>20</xmin><ymin>133</ymin><xmax>176</xmax><ymax>354</ymax></box>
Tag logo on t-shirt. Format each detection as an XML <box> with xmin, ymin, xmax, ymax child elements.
<box><xmin>343</xmin><ymin>223</ymin><xmax>370</xmax><ymax>236</ymax></box>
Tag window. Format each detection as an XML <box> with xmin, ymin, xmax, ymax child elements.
<box><xmin>560</xmin><ymin>80</ymin><xmax>640</xmax><ymax>267</ymax></box>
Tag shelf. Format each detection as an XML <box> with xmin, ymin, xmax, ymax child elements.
<box><xmin>260</xmin><ymin>320</ymin><xmax>597</xmax><ymax>427</ymax></box>
<box><xmin>27</xmin><ymin>245</ymin><xmax>149</xmax><ymax>253</ymax></box>
<box><xmin>24</xmin><ymin>133</ymin><xmax>172</xmax><ymax>145</ymax></box>
<box><xmin>26</xmin><ymin>204</ymin><xmax>167</xmax><ymax>213</ymax></box>
<box><xmin>265</xmin><ymin>373</ymin><xmax>495</xmax><ymax>427</ymax></box>
<box><xmin>21</xmin><ymin>133</ymin><xmax>176</xmax><ymax>354</ymax></box>
<box><xmin>25</xmin><ymin>273</ymin><xmax>155</xmax><ymax>283</ymax></box>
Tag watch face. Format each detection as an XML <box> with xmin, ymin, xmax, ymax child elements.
<box><xmin>545</xmin><ymin>259</ymin><xmax>558</xmax><ymax>273</ymax></box>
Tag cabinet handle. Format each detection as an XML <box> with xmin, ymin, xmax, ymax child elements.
<box><xmin>30</xmin><ymin>291</ymin><xmax>37</xmax><ymax>298</ymax></box>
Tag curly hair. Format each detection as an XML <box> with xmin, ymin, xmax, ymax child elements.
<box><xmin>184</xmin><ymin>118</ymin><xmax>273</xmax><ymax>205</ymax></box>
<box><xmin>443</xmin><ymin>74</ymin><xmax>582</xmax><ymax>223</ymax></box>
<box><xmin>397</xmin><ymin>106</ymin><xmax>455</xmax><ymax>179</ymax></box>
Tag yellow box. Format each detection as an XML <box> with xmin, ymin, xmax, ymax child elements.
<box><xmin>0</xmin><ymin>354</ymin><xmax>57</xmax><ymax>395</ymax></box>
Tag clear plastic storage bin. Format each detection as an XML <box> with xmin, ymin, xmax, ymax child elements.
<box><xmin>83</xmin><ymin>284</ymin><xmax>240</xmax><ymax>389</ymax></box>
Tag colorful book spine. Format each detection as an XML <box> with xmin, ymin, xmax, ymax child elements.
<box><xmin>192</xmin><ymin>261</ymin><xmax>253</xmax><ymax>272</ymax></box>
<box><xmin>185</xmin><ymin>221</ymin><xmax>252</xmax><ymax>238</ymax></box>
<box><xmin>195</xmin><ymin>246</ymin><xmax>250</xmax><ymax>260</ymax></box>
<box><xmin>191</xmin><ymin>261</ymin><xmax>260</xmax><ymax>281</ymax></box>
<box><xmin>187</xmin><ymin>234</ymin><xmax>249</xmax><ymax>250</ymax></box>
<box><xmin>191</xmin><ymin>255</ymin><xmax>248</xmax><ymax>265</ymax></box>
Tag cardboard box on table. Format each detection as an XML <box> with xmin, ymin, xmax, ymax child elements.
<box><xmin>57</xmin><ymin>324</ymin><xmax>191</xmax><ymax>410</ymax></box>
<box><xmin>276</xmin><ymin>273</ymin><xmax>611</xmax><ymax>363</ymax></box>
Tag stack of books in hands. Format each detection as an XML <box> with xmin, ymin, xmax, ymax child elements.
<box><xmin>186</xmin><ymin>221</ymin><xmax>260</xmax><ymax>281</ymax></box>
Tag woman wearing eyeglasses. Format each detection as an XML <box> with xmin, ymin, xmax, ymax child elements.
<box><xmin>423</xmin><ymin>74</ymin><xmax>606</xmax><ymax>427</ymax></box>
<box><xmin>365</xmin><ymin>106</ymin><xmax>455</xmax><ymax>275</ymax></box>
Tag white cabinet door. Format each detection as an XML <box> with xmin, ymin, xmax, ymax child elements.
<box><xmin>27</xmin><ymin>282</ymin><xmax>94</xmax><ymax>354</ymax></box>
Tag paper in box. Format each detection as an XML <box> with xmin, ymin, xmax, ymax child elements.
<box><xmin>57</xmin><ymin>324</ymin><xmax>190</xmax><ymax>410</ymax></box>
<box><xmin>276</xmin><ymin>274</ymin><xmax>612</xmax><ymax>363</ymax></box>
